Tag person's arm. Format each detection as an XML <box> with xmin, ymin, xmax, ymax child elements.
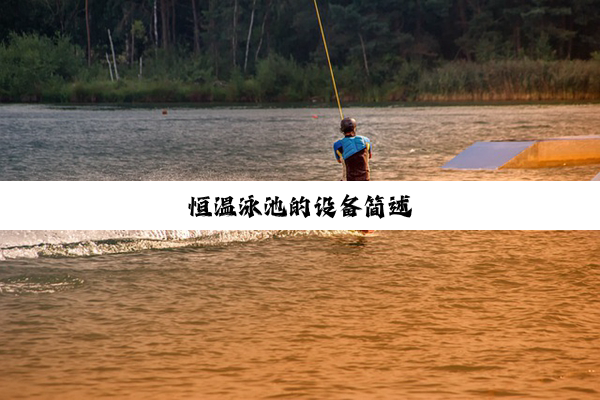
<box><xmin>333</xmin><ymin>142</ymin><xmax>343</xmax><ymax>163</ymax></box>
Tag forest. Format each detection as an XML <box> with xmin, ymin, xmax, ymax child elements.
<box><xmin>1</xmin><ymin>0</ymin><xmax>599</xmax><ymax>103</ymax></box>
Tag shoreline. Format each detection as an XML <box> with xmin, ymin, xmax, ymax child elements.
<box><xmin>3</xmin><ymin>82</ymin><xmax>598</xmax><ymax>106</ymax></box>
<box><xmin>2</xmin><ymin>99</ymin><xmax>599</xmax><ymax>108</ymax></box>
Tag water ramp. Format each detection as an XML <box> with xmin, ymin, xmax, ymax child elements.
<box><xmin>443</xmin><ymin>136</ymin><xmax>600</xmax><ymax>170</ymax></box>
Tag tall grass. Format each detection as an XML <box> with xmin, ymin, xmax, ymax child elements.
<box><xmin>416</xmin><ymin>60</ymin><xmax>600</xmax><ymax>102</ymax></box>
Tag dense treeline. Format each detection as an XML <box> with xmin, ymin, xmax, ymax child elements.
<box><xmin>1</xmin><ymin>0</ymin><xmax>600</xmax><ymax>103</ymax></box>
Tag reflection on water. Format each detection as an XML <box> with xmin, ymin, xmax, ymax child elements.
<box><xmin>1</xmin><ymin>104</ymin><xmax>599</xmax><ymax>181</ymax></box>
<box><xmin>1</xmin><ymin>231</ymin><xmax>598</xmax><ymax>399</ymax></box>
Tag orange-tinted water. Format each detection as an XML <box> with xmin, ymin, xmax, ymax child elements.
<box><xmin>1</xmin><ymin>231</ymin><xmax>598</xmax><ymax>399</ymax></box>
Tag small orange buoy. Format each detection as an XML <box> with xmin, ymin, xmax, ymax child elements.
<box><xmin>162</xmin><ymin>109</ymin><xmax>168</xmax><ymax>115</ymax></box>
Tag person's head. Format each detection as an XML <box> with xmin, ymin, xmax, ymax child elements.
<box><xmin>340</xmin><ymin>117</ymin><xmax>357</xmax><ymax>136</ymax></box>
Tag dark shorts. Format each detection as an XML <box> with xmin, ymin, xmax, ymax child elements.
<box><xmin>345</xmin><ymin>148</ymin><xmax>370</xmax><ymax>181</ymax></box>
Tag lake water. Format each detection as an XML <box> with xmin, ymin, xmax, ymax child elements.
<box><xmin>1</xmin><ymin>104</ymin><xmax>599</xmax><ymax>399</ymax></box>
<box><xmin>1</xmin><ymin>104</ymin><xmax>600</xmax><ymax>181</ymax></box>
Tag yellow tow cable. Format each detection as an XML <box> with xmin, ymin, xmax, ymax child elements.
<box><xmin>313</xmin><ymin>0</ymin><xmax>344</xmax><ymax>120</ymax></box>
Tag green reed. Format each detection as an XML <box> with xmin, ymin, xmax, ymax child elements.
<box><xmin>416</xmin><ymin>60</ymin><xmax>600</xmax><ymax>102</ymax></box>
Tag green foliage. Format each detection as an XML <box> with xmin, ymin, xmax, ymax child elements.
<box><xmin>255</xmin><ymin>54</ymin><xmax>305</xmax><ymax>101</ymax></box>
<box><xmin>2</xmin><ymin>0</ymin><xmax>600</xmax><ymax>104</ymax></box>
<box><xmin>131</xmin><ymin>20</ymin><xmax>146</xmax><ymax>41</ymax></box>
<box><xmin>386</xmin><ymin>61</ymin><xmax>424</xmax><ymax>101</ymax></box>
<box><xmin>0</xmin><ymin>33</ymin><xmax>83</xmax><ymax>100</ymax></box>
<box><xmin>3</xmin><ymin>0</ymin><xmax>600</xmax><ymax>77</ymax></box>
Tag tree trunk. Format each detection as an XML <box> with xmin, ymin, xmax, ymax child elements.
<box><xmin>358</xmin><ymin>33</ymin><xmax>370</xmax><ymax>77</ymax></box>
<box><xmin>244</xmin><ymin>0</ymin><xmax>257</xmax><ymax>72</ymax></box>
<box><xmin>171</xmin><ymin>0</ymin><xmax>176</xmax><ymax>46</ymax></box>
<box><xmin>160</xmin><ymin>0</ymin><xmax>169</xmax><ymax>49</ymax></box>
<box><xmin>153</xmin><ymin>0</ymin><xmax>159</xmax><ymax>53</ymax></box>
<box><xmin>255</xmin><ymin>0</ymin><xmax>270</xmax><ymax>63</ymax></box>
<box><xmin>85</xmin><ymin>0</ymin><xmax>91</xmax><ymax>66</ymax></box>
<box><xmin>232</xmin><ymin>0</ymin><xmax>238</xmax><ymax>67</ymax></box>
<box><xmin>106</xmin><ymin>53</ymin><xmax>114</xmax><ymax>81</ymax></box>
<box><xmin>208</xmin><ymin>0</ymin><xmax>219</xmax><ymax>78</ymax></box>
<box><xmin>191</xmin><ymin>0</ymin><xmax>200</xmax><ymax>54</ymax></box>
<box><xmin>107</xmin><ymin>29</ymin><xmax>119</xmax><ymax>80</ymax></box>
<box><xmin>131</xmin><ymin>26</ymin><xmax>135</xmax><ymax>66</ymax></box>
<box><xmin>125</xmin><ymin>28</ymin><xmax>130</xmax><ymax>67</ymax></box>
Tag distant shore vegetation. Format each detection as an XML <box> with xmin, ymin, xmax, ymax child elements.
<box><xmin>1</xmin><ymin>33</ymin><xmax>599</xmax><ymax>104</ymax></box>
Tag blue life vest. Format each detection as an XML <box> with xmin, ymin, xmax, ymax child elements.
<box><xmin>333</xmin><ymin>135</ymin><xmax>371</xmax><ymax>161</ymax></box>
